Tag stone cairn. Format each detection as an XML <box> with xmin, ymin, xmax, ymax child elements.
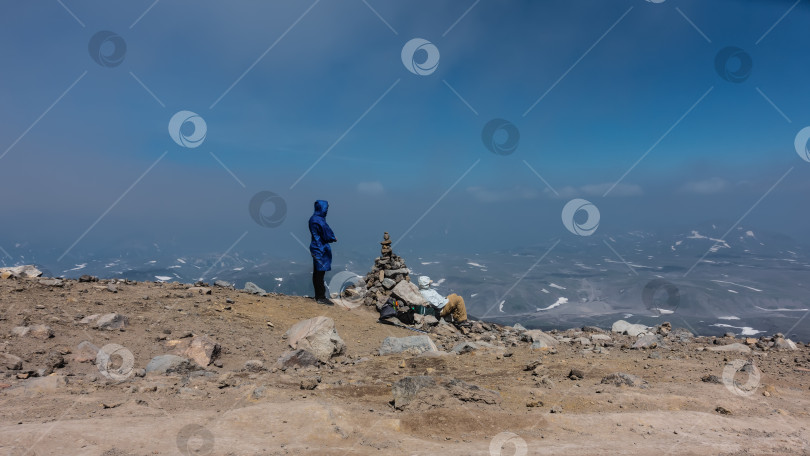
<box><xmin>362</xmin><ymin>232</ymin><xmax>412</xmax><ymax>309</ymax></box>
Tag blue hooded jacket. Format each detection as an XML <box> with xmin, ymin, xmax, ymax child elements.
<box><xmin>309</xmin><ymin>200</ymin><xmax>336</xmax><ymax>271</ymax></box>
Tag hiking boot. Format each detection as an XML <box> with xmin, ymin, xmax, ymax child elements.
<box><xmin>316</xmin><ymin>298</ymin><xmax>335</xmax><ymax>306</ymax></box>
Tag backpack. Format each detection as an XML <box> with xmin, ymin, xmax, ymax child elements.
<box><xmin>378</xmin><ymin>298</ymin><xmax>397</xmax><ymax>320</ymax></box>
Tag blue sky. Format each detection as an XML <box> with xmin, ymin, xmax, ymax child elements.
<box><xmin>1</xmin><ymin>0</ymin><xmax>809</xmax><ymax>262</ymax></box>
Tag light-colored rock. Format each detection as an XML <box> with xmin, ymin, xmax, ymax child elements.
<box><xmin>707</xmin><ymin>343</ymin><xmax>751</xmax><ymax>354</ymax></box>
<box><xmin>11</xmin><ymin>327</ymin><xmax>30</xmax><ymax>337</ymax></box>
<box><xmin>774</xmin><ymin>338</ymin><xmax>798</xmax><ymax>351</ymax></box>
<box><xmin>284</xmin><ymin>316</ymin><xmax>346</xmax><ymax>362</ymax></box>
<box><xmin>591</xmin><ymin>334</ymin><xmax>612</xmax><ymax>342</ymax></box>
<box><xmin>38</xmin><ymin>278</ymin><xmax>63</xmax><ymax>287</ymax></box>
<box><xmin>0</xmin><ymin>353</ymin><xmax>23</xmax><ymax>370</ymax></box>
<box><xmin>391</xmin><ymin>281</ymin><xmax>427</xmax><ymax>307</ymax></box>
<box><xmin>0</xmin><ymin>265</ymin><xmax>42</xmax><ymax>278</ymax></box>
<box><xmin>24</xmin><ymin>374</ymin><xmax>66</xmax><ymax>393</ymax></box>
<box><xmin>574</xmin><ymin>337</ymin><xmax>591</xmax><ymax>346</ymax></box>
<box><xmin>79</xmin><ymin>314</ymin><xmax>100</xmax><ymax>325</ymax></box>
<box><xmin>183</xmin><ymin>335</ymin><xmax>220</xmax><ymax>366</ymax></box>
<box><xmin>244</xmin><ymin>282</ymin><xmax>266</xmax><ymax>296</ymax></box>
<box><xmin>632</xmin><ymin>334</ymin><xmax>660</xmax><ymax>349</ymax></box>
<box><xmin>522</xmin><ymin>330</ymin><xmax>558</xmax><ymax>347</ymax></box>
<box><xmin>381</xmin><ymin>278</ymin><xmax>396</xmax><ymax>289</ymax></box>
<box><xmin>611</xmin><ymin>320</ymin><xmax>650</xmax><ymax>337</ymax></box>
<box><xmin>0</xmin><ymin>270</ymin><xmax>12</xmax><ymax>280</ymax></box>
<box><xmin>243</xmin><ymin>360</ymin><xmax>264</xmax><ymax>372</ymax></box>
<box><xmin>384</xmin><ymin>268</ymin><xmax>410</xmax><ymax>277</ymax></box>
<box><xmin>512</xmin><ymin>323</ymin><xmax>527</xmax><ymax>332</ymax></box>
<box><xmin>414</xmin><ymin>314</ymin><xmax>438</xmax><ymax>326</ymax></box>
<box><xmin>379</xmin><ymin>335</ymin><xmax>437</xmax><ymax>355</ymax></box>
<box><xmin>214</xmin><ymin>280</ymin><xmax>232</xmax><ymax>288</ymax></box>
<box><xmin>145</xmin><ymin>355</ymin><xmax>193</xmax><ymax>374</ymax></box>
<box><xmin>29</xmin><ymin>324</ymin><xmax>53</xmax><ymax>339</ymax></box>
<box><xmin>601</xmin><ymin>372</ymin><xmax>646</xmax><ymax>387</ymax></box>
<box><xmin>94</xmin><ymin>313</ymin><xmax>128</xmax><ymax>331</ymax></box>
<box><xmin>73</xmin><ymin>341</ymin><xmax>100</xmax><ymax>363</ymax></box>
<box><xmin>391</xmin><ymin>376</ymin><xmax>436</xmax><ymax>410</ymax></box>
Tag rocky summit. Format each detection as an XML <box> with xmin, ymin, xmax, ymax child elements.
<box><xmin>0</xmin><ymin>270</ymin><xmax>808</xmax><ymax>455</ymax></box>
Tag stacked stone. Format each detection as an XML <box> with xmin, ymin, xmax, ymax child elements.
<box><xmin>363</xmin><ymin>232</ymin><xmax>412</xmax><ymax>309</ymax></box>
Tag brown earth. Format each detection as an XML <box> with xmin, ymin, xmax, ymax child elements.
<box><xmin>0</xmin><ymin>276</ymin><xmax>808</xmax><ymax>455</ymax></box>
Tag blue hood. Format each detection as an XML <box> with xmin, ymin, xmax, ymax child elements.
<box><xmin>313</xmin><ymin>200</ymin><xmax>328</xmax><ymax>217</ymax></box>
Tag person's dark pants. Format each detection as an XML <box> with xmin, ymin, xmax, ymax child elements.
<box><xmin>312</xmin><ymin>269</ymin><xmax>326</xmax><ymax>299</ymax></box>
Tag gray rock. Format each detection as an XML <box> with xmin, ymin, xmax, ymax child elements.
<box><xmin>38</xmin><ymin>278</ymin><xmax>63</xmax><ymax>287</ymax></box>
<box><xmin>243</xmin><ymin>360</ymin><xmax>265</xmax><ymax>372</ymax></box>
<box><xmin>276</xmin><ymin>349</ymin><xmax>320</xmax><ymax>369</ymax></box>
<box><xmin>451</xmin><ymin>342</ymin><xmax>479</xmax><ymax>354</ymax></box>
<box><xmin>391</xmin><ymin>375</ymin><xmax>436</xmax><ymax>410</ymax></box>
<box><xmin>611</xmin><ymin>320</ymin><xmax>650</xmax><ymax>337</ymax></box>
<box><xmin>522</xmin><ymin>330</ymin><xmax>557</xmax><ymax>347</ymax></box>
<box><xmin>391</xmin><ymin>281</ymin><xmax>427</xmax><ymax>307</ymax></box>
<box><xmin>601</xmin><ymin>372</ymin><xmax>646</xmax><ymax>387</ymax></box>
<box><xmin>73</xmin><ymin>341</ymin><xmax>100</xmax><ymax>363</ymax></box>
<box><xmin>574</xmin><ymin>337</ymin><xmax>591</xmax><ymax>346</ymax></box>
<box><xmin>11</xmin><ymin>326</ymin><xmax>30</xmax><ymax>337</ymax></box>
<box><xmin>384</xmin><ymin>268</ymin><xmax>410</xmax><ymax>277</ymax></box>
<box><xmin>0</xmin><ymin>265</ymin><xmax>42</xmax><ymax>278</ymax></box>
<box><xmin>94</xmin><ymin>313</ymin><xmax>128</xmax><ymax>331</ymax></box>
<box><xmin>145</xmin><ymin>355</ymin><xmax>193</xmax><ymax>374</ymax></box>
<box><xmin>285</xmin><ymin>316</ymin><xmax>346</xmax><ymax>362</ymax></box>
<box><xmin>444</xmin><ymin>378</ymin><xmax>501</xmax><ymax>405</ymax></box>
<box><xmin>774</xmin><ymin>337</ymin><xmax>798</xmax><ymax>351</ymax></box>
<box><xmin>0</xmin><ymin>353</ymin><xmax>23</xmax><ymax>370</ymax></box>
<box><xmin>244</xmin><ymin>282</ymin><xmax>267</xmax><ymax>296</ymax></box>
<box><xmin>24</xmin><ymin>374</ymin><xmax>66</xmax><ymax>393</ymax></box>
<box><xmin>707</xmin><ymin>343</ymin><xmax>751</xmax><ymax>354</ymax></box>
<box><xmin>512</xmin><ymin>323</ymin><xmax>527</xmax><ymax>332</ymax></box>
<box><xmin>591</xmin><ymin>334</ymin><xmax>612</xmax><ymax>342</ymax></box>
<box><xmin>381</xmin><ymin>278</ymin><xmax>396</xmax><ymax>289</ymax></box>
<box><xmin>29</xmin><ymin>324</ymin><xmax>53</xmax><ymax>339</ymax></box>
<box><xmin>379</xmin><ymin>335</ymin><xmax>437</xmax><ymax>355</ymax></box>
<box><xmin>414</xmin><ymin>314</ymin><xmax>438</xmax><ymax>326</ymax></box>
<box><xmin>632</xmin><ymin>334</ymin><xmax>660</xmax><ymax>349</ymax></box>
<box><xmin>214</xmin><ymin>280</ymin><xmax>232</xmax><ymax>288</ymax></box>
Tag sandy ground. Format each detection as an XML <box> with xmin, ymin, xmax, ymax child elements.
<box><xmin>0</xmin><ymin>277</ymin><xmax>808</xmax><ymax>455</ymax></box>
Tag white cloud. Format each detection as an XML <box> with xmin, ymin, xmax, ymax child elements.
<box><xmin>545</xmin><ymin>182</ymin><xmax>643</xmax><ymax>198</ymax></box>
<box><xmin>467</xmin><ymin>186</ymin><xmax>541</xmax><ymax>203</ymax></box>
<box><xmin>357</xmin><ymin>181</ymin><xmax>384</xmax><ymax>196</ymax></box>
<box><xmin>679</xmin><ymin>177</ymin><xmax>728</xmax><ymax>194</ymax></box>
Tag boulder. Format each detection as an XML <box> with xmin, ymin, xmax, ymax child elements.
<box><xmin>611</xmin><ymin>320</ymin><xmax>650</xmax><ymax>337</ymax></box>
<box><xmin>451</xmin><ymin>342</ymin><xmax>479</xmax><ymax>354</ymax></box>
<box><xmin>243</xmin><ymin>360</ymin><xmax>265</xmax><ymax>372</ymax></box>
<box><xmin>381</xmin><ymin>278</ymin><xmax>396</xmax><ymax>289</ymax></box>
<box><xmin>601</xmin><ymin>372</ymin><xmax>646</xmax><ymax>387</ymax></box>
<box><xmin>384</xmin><ymin>268</ymin><xmax>410</xmax><ymax>277</ymax></box>
<box><xmin>94</xmin><ymin>313</ymin><xmax>128</xmax><ymax>331</ymax></box>
<box><xmin>11</xmin><ymin>327</ymin><xmax>30</xmax><ymax>337</ymax></box>
<box><xmin>284</xmin><ymin>316</ymin><xmax>345</xmax><ymax>362</ymax></box>
<box><xmin>24</xmin><ymin>374</ymin><xmax>66</xmax><ymax>393</ymax></box>
<box><xmin>183</xmin><ymin>335</ymin><xmax>221</xmax><ymax>366</ymax></box>
<box><xmin>244</xmin><ymin>282</ymin><xmax>266</xmax><ymax>296</ymax></box>
<box><xmin>214</xmin><ymin>280</ymin><xmax>232</xmax><ymax>288</ymax></box>
<box><xmin>391</xmin><ymin>281</ymin><xmax>427</xmax><ymax>307</ymax></box>
<box><xmin>0</xmin><ymin>265</ymin><xmax>42</xmax><ymax>278</ymax></box>
<box><xmin>512</xmin><ymin>323</ymin><xmax>527</xmax><ymax>332</ymax></box>
<box><xmin>707</xmin><ymin>343</ymin><xmax>751</xmax><ymax>354</ymax></box>
<box><xmin>774</xmin><ymin>337</ymin><xmax>798</xmax><ymax>351</ymax></box>
<box><xmin>590</xmin><ymin>334</ymin><xmax>612</xmax><ymax>342</ymax></box>
<box><xmin>0</xmin><ymin>353</ymin><xmax>23</xmax><ymax>370</ymax></box>
<box><xmin>145</xmin><ymin>355</ymin><xmax>193</xmax><ymax>374</ymax></box>
<box><xmin>379</xmin><ymin>335</ymin><xmax>437</xmax><ymax>356</ymax></box>
<box><xmin>391</xmin><ymin>376</ymin><xmax>436</xmax><ymax>410</ymax></box>
<box><xmin>29</xmin><ymin>325</ymin><xmax>53</xmax><ymax>339</ymax></box>
<box><xmin>276</xmin><ymin>349</ymin><xmax>320</xmax><ymax>369</ymax></box>
<box><xmin>522</xmin><ymin>330</ymin><xmax>557</xmax><ymax>347</ymax></box>
<box><xmin>38</xmin><ymin>278</ymin><xmax>63</xmax><ymax>287</ymax></box>
<box><xmin>78</xmin><ymin>275</ymin><xmax>98</xmax><ymax>283</ymax></box>
<box><xmin>414</xmin><ymin>314</ymin><xmax>438</xmax><ymax>326</ymax></box>
<box><xmin>73</xmin><ymin>341</ymin><xmax>100</xmax><ymax>363</ymax></box>
<box><xmin>79</xmin><ymin>314</ymin><xmax>100</xmax><ymax>325</ymax></box>
<box><xmin>632</xmin><ymin>334</ymin><xmax>660</xmax><ymax>349</ymax></box>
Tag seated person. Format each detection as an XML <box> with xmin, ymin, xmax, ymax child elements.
<box><xmin>417</xmin><ymin>276</ymin><xmax>469</xmax><ymax>327</ymax></box>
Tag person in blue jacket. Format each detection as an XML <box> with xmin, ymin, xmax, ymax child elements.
<box><xmin>308</xmin><ymin>200</ymin><xmax>337</xmax><ymax>305</ymax></box>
